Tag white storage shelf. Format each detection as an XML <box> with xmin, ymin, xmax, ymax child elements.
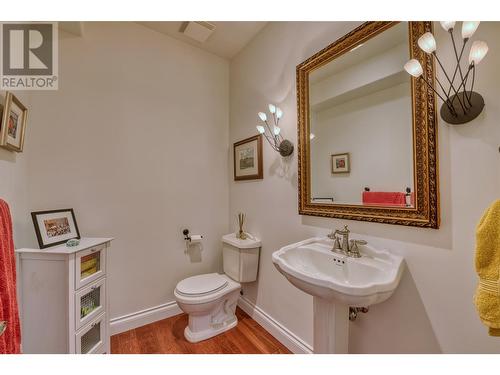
<box><xmin>16</xmin><ymin>237</ymin><xmax>113</xmax><ymax>354</ymax></box>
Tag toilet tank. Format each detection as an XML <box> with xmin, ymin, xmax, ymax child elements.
<box><xmin>222</xmin><ymin>233</ymin><xmax>261</xmax><ymax>282</ymax></box>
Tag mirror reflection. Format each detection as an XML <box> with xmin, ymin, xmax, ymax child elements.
<box><xmin>309</xmin><ymin>22</ymin><xmax>414</xmax><ymax>207</ymax></box>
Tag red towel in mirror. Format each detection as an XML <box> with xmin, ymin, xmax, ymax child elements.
<box><xmin>362</xmin><ymin>191</ymin><xmax>406</xmax><ymax>206</ymax></box>
<box><xmin>0</xmin><ymin>199</ymin><xmax>21</xmax><ymax>354</ymax></box>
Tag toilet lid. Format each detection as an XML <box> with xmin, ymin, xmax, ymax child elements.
<box><xmin>176</xmin><ymin>273</ymin><xmax>228</xmax><ymax>296</ymax></box>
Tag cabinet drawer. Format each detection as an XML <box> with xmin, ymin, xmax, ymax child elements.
<box><xmin>76</xmin><ymin>313</ymin><xmax>107</xmax><ymax>354</ymax></box>
<box><xmin>75</xmin><ymin>278</ymin><xmax>106</xmax><ymax>330</ymax></box>
<box><xmin>75</xmin><ymin>244</ymin><xmax>106</xmax><ymax>289</ymax></box>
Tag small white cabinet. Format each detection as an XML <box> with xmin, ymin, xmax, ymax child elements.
<box><xmin>16</xmin><ymin>238</ymin><xmax>113</xmax><ymax>354</ymax></box>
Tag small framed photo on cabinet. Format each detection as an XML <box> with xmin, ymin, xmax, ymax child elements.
<box><xmin>31</xmin><ymin>209</ymin><xmax>81</xmax><ymax>249</ymax></box>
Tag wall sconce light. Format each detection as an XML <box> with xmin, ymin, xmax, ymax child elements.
<box><xmin>256</xmin><ymin>104</ymin><xmax>294</xmax><ymax>157</ymax></box>
<box><xmin>404</xmin><ymin>21</ymin><xmax>488</xmax><ymax>125</ymax></box>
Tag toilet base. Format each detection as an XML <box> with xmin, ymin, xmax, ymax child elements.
<box><xmin>174</xmin><ymin>274</ymin><xmax>241</xmax><ymax>343</ymax></box>
<box><xmin>184</xmin><ymin>316</ymin><xmax>238</xmax><ymax>343</ymax></box>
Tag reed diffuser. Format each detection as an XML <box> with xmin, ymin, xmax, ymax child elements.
<box><xmin>237</xmin><ymin>212</ymin><xmax>247</xmax><ymax>240</ymax></box>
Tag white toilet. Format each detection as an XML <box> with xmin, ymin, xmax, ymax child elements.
<box><xmin>174</xmin><ymin>233</ymin><xmax>261</xmax><ymax>343</ymax></box>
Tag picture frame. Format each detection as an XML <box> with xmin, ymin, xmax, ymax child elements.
<box><xmin>331</xmin><ymin>153</ymin><xmax>350</xmax><ymax>174</ymax></box>
<box><xmin>233</xmin><ymin>134</ymin><xmax>263</xmax><ymax>181</ymax></box>
<box><xmin>0</xmin><ymin>92</ymin><xmax>28</xmax><ymax>153</ymax></box>
<box><xmin>31</xmin><ymin>209</ymin><xmax>81</xmax><ymax>249</ymax></box>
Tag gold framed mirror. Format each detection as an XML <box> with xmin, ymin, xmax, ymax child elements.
<box><xmin>297</xmin><ymin>22</ymin><xmax>439</xmax><ymax>228</ymax></box>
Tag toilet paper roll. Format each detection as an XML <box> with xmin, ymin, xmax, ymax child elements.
<box><xmin>190</xmin><ymin>234</ymin><xmax>203</xmax><ymax>243</ymax></box>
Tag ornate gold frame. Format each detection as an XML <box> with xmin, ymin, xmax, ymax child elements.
<box><xmin>297</xmin><ymin>21</ymin><xmax>440</xmax><ymax>228</ymax></box>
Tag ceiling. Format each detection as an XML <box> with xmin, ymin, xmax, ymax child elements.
<box><xmin>310</xmin><ymin>22</ymin><xmax>408</xmax><ymax>84</ymax></box>
<box><xmin>137</xmin><ymin>21</ymin><xmax>268</xmax><ymax>59</ymax></box>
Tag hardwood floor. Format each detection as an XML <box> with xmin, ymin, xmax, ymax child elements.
<box><xmin>111</xmin><ymin>307</ymin><xmax>292</xmax><ymax>354</ymax></box>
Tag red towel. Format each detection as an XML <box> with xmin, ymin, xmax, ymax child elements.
<box><xmin>362</xmin><ymin>191</ymin><xmax>406</xmax><ymax>206</ymax></box>
<box><xmin>0</xmin><ymin>199</ymin><xmax>21</xmax><ymax>354</ymax></box>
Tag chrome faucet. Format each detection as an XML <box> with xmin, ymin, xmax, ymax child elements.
<box><xmin>335</xmin><ymin>225</ymin><xmax>350</xmax><ymax>253</ymax></box>
<box><xmin>329</xmin><ymin>225</ymin><xmax>367</xmax><ymax>258</ymax></box>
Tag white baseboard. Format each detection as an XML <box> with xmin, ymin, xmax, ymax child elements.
<box><xmin>110</xmin><ymin>301</ymin><xmax>182</xmax><ymax>335</ymax></box>
<box><xmin>238</xmin><ymin>296</ymin><xmax>313</xmax><ymax>354</ymax></box>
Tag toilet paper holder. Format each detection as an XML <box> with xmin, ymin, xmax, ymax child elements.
<box><xmin>182</xmin><ymin>229</ymin><xmax>203</xmax><ymax>243</ymax></box>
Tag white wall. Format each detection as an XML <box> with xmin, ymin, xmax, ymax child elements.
<box><xmin>311</xmin><ymin>82</ymin><xmax>413</xmax><ymax>203</ymax></box>
<box><xmin>310</xmin><ymin>42</ymin><xmax>408</xmax><ymax>107</ymax></box>
<box><xmin>0</xmin><ymin>91</ymin><xmax>31</xmax><ymax>247</ymax></box>
<box><xmin>23</xmin><ymin>22</ymin><xmax>230</xmax><ymax>320</ymax></box>
<box><xmin>230</xmin><ymin>21</ymin><xmax>500</xmax><ymax>353</ymax></box>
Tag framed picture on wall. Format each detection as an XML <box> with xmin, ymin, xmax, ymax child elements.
<box><xmin>233</xmin><ymin>134</ymin><xmax>263</xmax><ymax>181</ymax></box>
<box><xmin>331</xmin><ymin>153</ymin><xmax>350</xmax><ymax>174</ymax></box>
<box><xmin>0</xmin><ymin>92</ymin><xmax>28</xmax><ymax>153</ymax></box>
<box><xmin>31</xmin><ymin>209</ymin><xmax>81</xmax><ymax>249</ymax></box>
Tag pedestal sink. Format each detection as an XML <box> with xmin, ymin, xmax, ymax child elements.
<box><xmin>272</xmin><ymin>237</ymin><xmax>405</xmax><ymax>353</ymax></box>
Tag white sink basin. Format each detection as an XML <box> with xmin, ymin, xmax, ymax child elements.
<box><xmin>273</xmin><ymin>237</ymin><xmax>405</xmax><ymax>306</ymax></box>
<box><xmin>272</xmin><ymin>236</ymin><xmax>405</xmax><ymax>353</ymax></box>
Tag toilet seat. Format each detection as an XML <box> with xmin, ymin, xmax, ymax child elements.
<box><xmin>174</xmin><ymin>273</ymin><xmax>240</xmax><ymax>305</ymax></box>
<box><xmin>176</xmin><ymin>273</ymin><xmax>228</xmax><ymax>296</ymax></box>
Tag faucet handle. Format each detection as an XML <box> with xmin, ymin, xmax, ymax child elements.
<box><xmin>348</xmin><ymin>239</ymin><xmax>366</xmax><ymax>258</ymax></box>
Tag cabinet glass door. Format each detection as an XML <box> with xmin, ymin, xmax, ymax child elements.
<box><xmin>76</xmin><ymin>314</ymin><xmax>106</xmax><ymax>354</ymax></box>
<box><xmin>76</xmin><ymin>278</ymin><xmax>106</xmax><ymax>330</ymax></box>
<box><xmin>75</xmin><ymin>245</ymin><xmax>106</xmax><ymax>289</ymax></box>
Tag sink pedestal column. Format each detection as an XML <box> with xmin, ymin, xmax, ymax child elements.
<box><xmin>313</xmin><ymin>297</ymin><xmax>349</xmax><ymax>354</ymax></box>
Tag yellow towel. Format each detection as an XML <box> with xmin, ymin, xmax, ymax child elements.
<box><xmin>474</xmin><ymin>199</ymin><xmax>500</xmax><ymax>336</ymax></box>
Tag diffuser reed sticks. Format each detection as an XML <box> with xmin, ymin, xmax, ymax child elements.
<box><xmin>237</xmin><ymin>212</ymin><xmax>247</xmax><ymax>240</ymax></box>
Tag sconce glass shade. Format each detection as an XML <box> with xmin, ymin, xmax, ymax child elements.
<box><xmin>256</xmin><ymin>125</ymin><xmax>265</xmax><ymax>134</ymax></box>
<box><xmin>273</xmin><ymin>126</ymin><xmax>281</xmax><ymax>135</ymax></box>
<box><xmin>440</xmin><ymin>21</ymin><xmax>456</xmax><ymax>31</ymax></box>
<box><xmin>418</xmin><ymin>32</ymin><xmax>437</xmax><ymax>54</ymax></box>
<box><xmin>276</xmin><ymin>107</ymin><xmax>283</xmax><ymax>119</ymax></box>
<box><xmin>462</xmin><ymin>21</ymin><xmax>480</xmax><ymax>39</ymax></box>
<box><xmin>404</xmin><ymin>59</ymin><xmax>423</xmax><ymax>77</ymax></box>
<box><xmin>258</xmin><ymin>112</ymin><xmax>267</xmax><ymax>122</ymax></box>
<box><xmin>268</xmin><ymin>104</ymin><xmax>276</xmax><ymax>114</ymax></box>
<box><xmin>469</xmin><ymin>40</ymin><xmax>489</xmax><ymax>65</ymax></box>
<box><xmin>310</xmin><ymin>133</ymin><xmax>316</xmax><ymax>140</ymax></box>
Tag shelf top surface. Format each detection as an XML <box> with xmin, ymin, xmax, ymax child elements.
<box><xmin>16</xmin><ymin>237</ymin><xmax>114</xmax><ymax>254</ymax></box>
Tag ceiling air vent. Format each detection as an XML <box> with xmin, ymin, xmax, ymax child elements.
<box><xmin>181</xmin><ymin>21</ymin><xmax>216</xmax><ymax>43</ymax></box>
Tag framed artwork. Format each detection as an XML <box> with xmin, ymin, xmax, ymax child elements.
<box><xmin>0</xmin><ymin>92</ymin><xmax>28</xmax><ymax>153</ymax></box>
<box><xmin>234</xmin><ymin>134</ymin><xmax>263</xmax><ymax>181</ymax></box>
<box><xmin>331</xmin><ymin>153</ymin><xmax>350</xmax><ymax>174</ymax></box>
<box><xmin>31</xmin><ymin>209</ymin><xmax>81</xmax><ymax>249</ymax></box>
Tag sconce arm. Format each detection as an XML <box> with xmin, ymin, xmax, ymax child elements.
<box><xmin>418</xmin><ymin>76</ymin><xmax>456</xmax><ymax>116</ymax></box>
<box><xmin>433</xmin><ymin>52</ymin><xmax>467</xmax><ymax>114</ymax></box>
<box><xmin>454</xmin><ymin>63</ymin><xmax>474</xmax><ymax>94</ymax></box>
